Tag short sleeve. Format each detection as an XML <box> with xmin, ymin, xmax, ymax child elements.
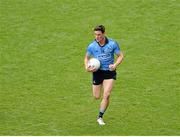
<box><xmin>86</xmin><ymin>45</ymin><xmax>93</xmax><ymax>57</ymax></box>
<box><xmin>114</xmin><ymin>41</ymin><xmax>121</xmax><ymax>55</ymax></box>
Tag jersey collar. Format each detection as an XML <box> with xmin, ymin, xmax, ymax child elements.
<box><xmin>95</xmin><ymin>37</ymin><xmax>109</xmax><ymax>47</ymax></box>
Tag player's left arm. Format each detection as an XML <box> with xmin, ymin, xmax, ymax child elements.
<box><xmin>114</xmin><ymin>52</ymin><xmax>124</xmax><ymax>67</ymax></box>
<box><xmin>109</xmin><ymin>52</ymin><xmax>124</xmax><ymax>71</ymax></box>
<box><xmin>109</xmin><ymin>41</ymin><xmax>124</xmax><ymax>71</ymax></box>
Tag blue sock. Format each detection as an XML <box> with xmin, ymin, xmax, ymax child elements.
<box><xmin>98</xmin><ymin>108</ymin><xmax>105</xmax><ymax>118</ymax></box>
<box><xmin>99</xmin><ymin>112</ymin><xmax>104</xmax><ymax>118</ymax></box>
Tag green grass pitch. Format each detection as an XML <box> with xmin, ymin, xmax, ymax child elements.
<box><xmin>0</xmin><ymin>0</ymin><xmax>180</xmax><ymax>135</ymax></box>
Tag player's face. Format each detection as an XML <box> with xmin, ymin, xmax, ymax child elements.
<box><xmin>94</xmin><ymin>31</ymin><xmax>105</xmax><ymax>42</ymax></box>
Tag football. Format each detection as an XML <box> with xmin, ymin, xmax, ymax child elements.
<box><xmin>88</xmin><ymin>58</ymin><xmax>100</xmax><ymax>70</ymax></box>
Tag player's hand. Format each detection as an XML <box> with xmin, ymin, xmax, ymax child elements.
<box><xmin>85</xmin><ymin>65</ymin><xmax>97</xmax><ymax>72</ymax></box>
<box><xmin>109</xmin><ymin>64</ymin><xmax>117</xmax><ymax>71</ymax></box>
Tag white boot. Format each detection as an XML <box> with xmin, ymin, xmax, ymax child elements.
<box><xmin>97</xmin><ymin>117</ymin><xmax>106</xmax><ymax>125</ymax></box>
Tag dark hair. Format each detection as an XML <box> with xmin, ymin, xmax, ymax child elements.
<box><xmin>94</xmin><ymin>25</ymin><xmax>105</xmax><ymax>33</ymax></box>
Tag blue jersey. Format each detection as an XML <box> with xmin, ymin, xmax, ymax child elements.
<box><xmin>86</xmin><ymin>37</ymin><xmax>121</xmax><ymax>70</ymax></box>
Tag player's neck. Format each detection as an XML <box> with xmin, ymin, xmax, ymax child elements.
<box><xmin>99</xmin><ymin>37</ymin><xmax>106</xmax><ymax>46</ymax></box>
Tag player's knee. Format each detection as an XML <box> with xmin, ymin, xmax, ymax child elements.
<box><xmin>94</xmin><ymin>95</ymin><xmax>100</xmax><ymax>100</ymax></box>
<box><xmin>103</xmin><ymin>93</ymin><xmax>110</xmax><ymax>100</ymax></box>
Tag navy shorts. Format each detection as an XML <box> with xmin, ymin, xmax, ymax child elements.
<box><xmin>92</xmin><ymin>70</ymin><xmax>117</xmax><ymax>85</ymax></box>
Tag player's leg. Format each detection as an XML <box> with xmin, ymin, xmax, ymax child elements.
<box><xmin>97</xmin><ymin>70</ymin><xmax>116</xmax><ymax>125</ymax></box>
<box><xmin>98</xmin><ymin>79</ymin><xmax>114</xmax><ymax>119</ymax></box>
<box><xmin>93</xmin><ymin>78</ymin><xmax>105</xmax><ymax>125</ymax></box>
<box><xmin>92</xmin><ymin>70</ymin><xmax>103</xmax><ymax>99</ymax></box>
<box><xmin>92</xmin><ymin>84</ymin><xmax>102</xmax><ymax>99</ymax></box>
<box><xmin>97</xmin><ymin>79</ymin><xmax>114</xmax><ymax>125</ymax></box>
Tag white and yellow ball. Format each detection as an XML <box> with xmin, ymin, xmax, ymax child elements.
<box><xmin>88</xmin><ymin>58</ymin><xmax>100</xmax><ymax>70</ymax></box>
